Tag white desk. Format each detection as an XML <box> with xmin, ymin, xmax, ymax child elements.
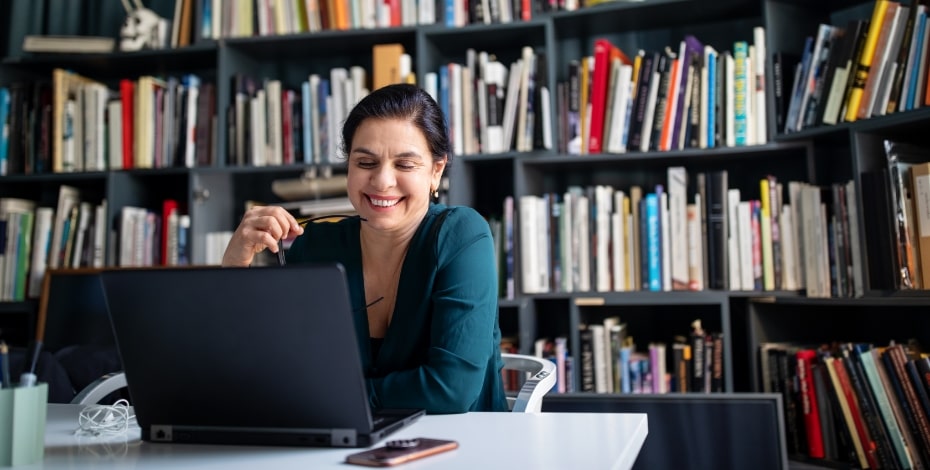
<box><xmin>22</xmin><ymin>404</ymin><xmax>647</xmax><ymax>470</ymax></box>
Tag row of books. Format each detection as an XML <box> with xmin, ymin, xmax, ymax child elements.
<box><xmin>0</xmin><ymin>185</ymin><xmax>192</xmax><ymax>301</ymax></box>
<box><xmin>875</xmin><ymin>140</ymin><xmax>930</xmax><ymax>290</ymax></box>
<box><xmin>556</xmin><ymin>28</ymin><xmax>768</xmax><ymax>156</ymax></box>
<box><xmin>503</xmin><ymin>168</ymin><xmax>863</xmax><ymax>298</ymax></box>
<box><xmin>782</xmin><ymin>0</ymin><xmax>930</xmax><ymax>133</ymax></box>
<box><xmin>0</xmin><ymin>70</ymin><xmax>217</xmax><ymax>176</ymax></box>
<box><xmin>198</xmin><ymin>0</ymin><xmax>595</xmax><ymax>39</ymax></box>
<box><xmin>431</xmin><ymin>46</ymin><xmax>552</xmax><ymax>157</ymax></box>
<box><xmin>760</xmin><ymin>341</ymin><xmax>930</xmax><ymax>468</ymax></box>
<box><xmin>227</xmin><ymin>43</ymin><xmax>413</xmax><ymax>167</ymax></box>
<box><xmin>507</xmin><ymin>316</ymin><xmax>725</xmax><ymax>396</ymax></box>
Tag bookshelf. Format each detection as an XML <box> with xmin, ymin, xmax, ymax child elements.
<box><xmin>3</xmin><ymin>0</ymin><xmax>930</xmax><ymax>465</ymax></box>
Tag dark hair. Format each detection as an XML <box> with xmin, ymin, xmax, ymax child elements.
<box><xmin>341</xmin><ymin>84</ymin><xmax>451</xmax><ymax>165</ymax></box>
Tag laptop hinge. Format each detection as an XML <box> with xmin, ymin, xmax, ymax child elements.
<box><xmin>331</xmin><ymin>429</ymin><xmax>357</xmax><ymax>447</ymax></box>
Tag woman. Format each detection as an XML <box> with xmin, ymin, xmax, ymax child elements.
<box><xmin>222</xmin><ymin>84</ymin><xmax>508</xmax><ymax>413</ymax></box>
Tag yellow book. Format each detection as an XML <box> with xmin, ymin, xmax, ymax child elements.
<box><xmin>844</xmin><ymin>0</ymin><xmax>891</xmax><ymax>122</ymax></box>
<box><xmin>580</xmin><ymin>56</ymin><xmax>590</xmax><ymax>155</ymax></box>
<box><xmin>759</xmin><ymin>178</ymin><xmax>774</xmax><ymax>291</ymax></box>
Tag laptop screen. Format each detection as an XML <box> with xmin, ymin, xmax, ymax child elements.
<box><xmin>100</xmin><ymin>264</ymin><xmax>380</xmax><ymax>440</ymax></box>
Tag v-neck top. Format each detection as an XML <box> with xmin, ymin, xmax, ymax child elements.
<box><xmin>286</xmin><ymin>203</ymin><xmax>507</xmax><ymax>413</ymax></box>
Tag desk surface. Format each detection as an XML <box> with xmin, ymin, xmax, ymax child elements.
<box><xmin>24</xmin><ymin>404</ymin><xmax>647</xmax><ymax>470</ymax></box>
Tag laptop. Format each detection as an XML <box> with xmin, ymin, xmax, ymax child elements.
<box><xmin>98</xmin><ymin>263</ymin><xmax>425</xmax><ymax>447</ymax></box>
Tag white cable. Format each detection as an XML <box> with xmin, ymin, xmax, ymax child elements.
<box><xmin>75</xmin><ymin>399</ymin><xmax>136</xmax><ymax>437</ymax></box>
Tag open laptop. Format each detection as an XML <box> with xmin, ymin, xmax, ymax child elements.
<box><xmin>98</xmin><ymin>263</ymin><xmax>425</xmax><ymax>447</ymax></box>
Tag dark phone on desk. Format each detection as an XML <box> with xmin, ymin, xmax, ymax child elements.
<box><xmin>345</xmin><ymin>438</ymin><xmax>458</xmax><ymax>467</ymax></box>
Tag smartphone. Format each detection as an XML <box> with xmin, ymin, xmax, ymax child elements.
<box><xmin>345</xmin><ymin>438</ymin><xmax>459</xmax><ymax>467</ymax></box>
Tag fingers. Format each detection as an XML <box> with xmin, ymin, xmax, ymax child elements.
<box><xmin>222</xmin><ymin>206</ymin><xmax>305</xmax><ymax>267</ymax></box>
<box><xmin>241</xmin><ymin>206</ymin><xmax>304</xmax><ymax>250</ymax></box>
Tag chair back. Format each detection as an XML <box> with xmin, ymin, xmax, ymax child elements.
<box><xmin>501</xmin><ymin>353</ymin><xmax>556</xmax><ymax>413</ymax></box>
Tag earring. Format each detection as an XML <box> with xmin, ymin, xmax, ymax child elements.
<box><xmin>433</xmin><ymin>189</ymin><xmax>439</xmax><ymax>198</ymax></box>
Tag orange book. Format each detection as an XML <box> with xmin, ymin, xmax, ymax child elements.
<box><xmin>580</xmin><ymin>56</ymin><xmax>590</xmax><ymax>154</ymax></box>
<box><xmin>372</xmin><ymin>43</ymin><xmax>405</xmax><ymax>91</ymax></box>
<box><xmin>658</xmin><ymin>58</ymin><xmax>680</xmax><ymax>151</ymax></box>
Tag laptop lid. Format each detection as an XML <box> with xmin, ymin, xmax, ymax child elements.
<box><xmin>99</xmin><ymin>264</ymin><xmax>423</xmax><ymax>447</ymax></box>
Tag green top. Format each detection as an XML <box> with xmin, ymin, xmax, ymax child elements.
<box><xmin>287</xmin><ymin>203</ymin><xmax>508</xmax><ymax>413</ymax></box>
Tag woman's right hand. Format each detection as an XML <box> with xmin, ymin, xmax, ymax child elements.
<box><xmin>221</xmin><ymin>205</ymin><xmax>305</xmax><ymax>267</ymax></box>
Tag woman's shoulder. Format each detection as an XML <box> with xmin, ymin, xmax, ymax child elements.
<box><xmin>429</xmin><ymin>204</ymin><xmax>488</xmax><ymax>235</ymax></box>
<box><xmin>429</xmin><ymin>204</ymin><xmax>490</xmax><ymax>244</ymax></box>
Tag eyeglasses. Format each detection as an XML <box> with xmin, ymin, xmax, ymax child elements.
<box><xmin>276</xmin><ymin>214</ymin><xmax>356</xmax><ymax>266</ymax></box>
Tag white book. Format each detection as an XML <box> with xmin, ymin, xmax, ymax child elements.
<box><xmin>536</xmin><ymin>196</ymin><xmax>550</xmax><ymax>293</ymax></box>
<box><xmin>687</xmin><ymin>203</ymin><xmax>703</xmax><ymax>290</ymax></box>
<box><xmin>727</xmin><ymin>188</ymin><xmax>742</xmax><ymax>291</ymax></box>
<box><xmin>516</xmin><ymin>47</ymin><xmax>534</xmax><ymax>152</ymax></box>
<box><xmin>779</xmin><ymin>206</ymin><xmax>798</xmax><ymax>291</ymax></box>
<box><xmin>70</xmin><ymin>202</ymin><xmax>92</xmax><ymax>268</ymax></box>
<box><xmin>251</xmin><ymin>90</ymin><xmax>267</xmax><ymax>166</ymax></box>
<box><xmin>561</xmin><ymin>192</ymin><xmax>574</xmax><ymax>292</ymax></box>
<box><xmin>574</xmin><ymin>193</ymin><xmax>591</xmax><ymax>292</ymax></box>
<box><xmin>606</xmin><ymin>64</ymin><xmax>633</xmax><ymax>153</ymax></box>
<box><xmin>668</xmin><ymin>167</ymin><xmax>689</xmax><ymax>290</ymax></box>
<box><xmin>589</xmin><ymin>324</ymin><xmax>608</xmax><ymax>393</ymax></box>
<box><xmin>540</xmin><ymin>86</ymin><xmax>553</xmax><ymax>150</ymax></box>
<box><xmin>49</xmin><ymin>185</ymin><xmax>81</xmax><ymax>270</ymax></box>
<box><xmin>486</xmin><ymin>61</ymin><xmax>507</xmax><ymax>154</ymax></box>
<box><xmin>519</xmin><ymin>195</ymin><xmax>541</xmax><ymax>294</ymax></box>
<box><xmin>738</xmin><ymin>200</ymin><xmax>754</xmax><ymax>291</ymax></box>
<box><xmin>501</xmin><ymin>59</ymin><xmax>523</xmax><ymax>152</ymax></box>
<box><xmin>639</xmin><ymin>67</ymin><xmax>661</xmax><ymax>152</ymax></box>
<box><xmin>753</xmin><ymin>26</ymin><xmax>767</xmax><ymax>144</ymax></box>
<box><xmin>423</xmin><ymin>71</ymin><xmax>439</xmax><ymax>103</ymax></box>
<box><xmin>612</xmin><ymin>190</ymin><xmax>627</xmax><ymax>292</ymax></box>
<box><xmin>419</xmin><ymin>0</ymin><xmax>436</xmax><ymax>24</ymax></box>
<box><xmin>476</xmin><ymin>78</ymin><xmax>489</xmax><ymax>155</ymax></box>
<box><xmin>329</xmin><ymin>67</ymin><xmax>349</xmax><ymax>159</ymax></box>
<box><xmin>28</xmin><ymin>207</ymin><xmax>54</xmax><ymax>298</ymax></box>
<box><xmin>106</xmin><ymin>99</ymin><xmax>123</xmax><ymax>170</ymax></box>
<box><xmin>450</xmin><ymin>63</ymin><xmax>464</xmax><ymax>156</ymax></box>
<box><xmin>595</xmin><ymin>186</ymin><xmax>612</xmax><ymax>292</ymax></box>
<box><xmin>660</xmin><ymin>191</ymin><xmax>671</xmax><ymax>291</ymax></box>
<box><xmin>92</xmin><ymin>200</ymin><xmax>107</xmax><ymax>268</ymax></box>
<box><xmin>265</xmin><ymin>80</ymin><xmax>283</xmax><ymax>166</ymax></box>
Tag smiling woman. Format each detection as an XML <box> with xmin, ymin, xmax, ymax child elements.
<box><xmin>222</xmin><ymin>84</ymin><xmax>508</xmax><ymax>414</ymax></box>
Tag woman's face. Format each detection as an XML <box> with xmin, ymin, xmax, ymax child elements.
<box><xmin>347</xmin><ymin>118</ymin><xmax>446</xmax><ymax>234</ymax></box>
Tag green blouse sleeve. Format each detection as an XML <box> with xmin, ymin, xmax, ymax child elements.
<box><xmin>366</xmin><ymin>208</ymin><xmax>504</xmax><ymax>413</ymax></box>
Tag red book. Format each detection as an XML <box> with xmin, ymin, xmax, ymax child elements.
<box><xmin>588</xmin><ymin>39</ymin><xmax>617</xmax><ymax>154</ymax></box>
<box><xmin>119</xmin><ymin>79</ymin><xmax>135</xmax><ymax>169</ymax></box>
<box><xmin>161</xmin><ymin>199</ymin><xmax>178</xmax><ymax>266</ymax></box>
<box><xmin>833</xmin><ymin>357</ymin><xmax>880</xmax><ymax>469</ymax></box>
<box><xmin>796</xmin><ymin>349</ymin><xmax>825</xmax><ymax>458</ymax></box>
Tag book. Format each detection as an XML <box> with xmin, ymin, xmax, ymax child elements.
<box><xmin>845</xmin><ymin>0</ymin><xmax>892</xmax><ymax>122</ymax></box>
<box><xmin>22</xmin><ymin>35</ymin><xmax>115</xmax><ymax>54</ymax></box>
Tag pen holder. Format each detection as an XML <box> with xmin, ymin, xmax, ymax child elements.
<box><xmin>0</xmin><ymin>383</ymin><xmax>48</xmax><ymax>467</ymax></box>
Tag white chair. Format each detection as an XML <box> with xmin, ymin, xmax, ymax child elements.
<box><xmin>501</xmin><ymin>353</ymin><xmax>557</xmax><ymax>413</ymax></box>
<box><xmin>71</xmin><ymin>372</ymin><xmax>127</xmax><ymax>405</ymax></box>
